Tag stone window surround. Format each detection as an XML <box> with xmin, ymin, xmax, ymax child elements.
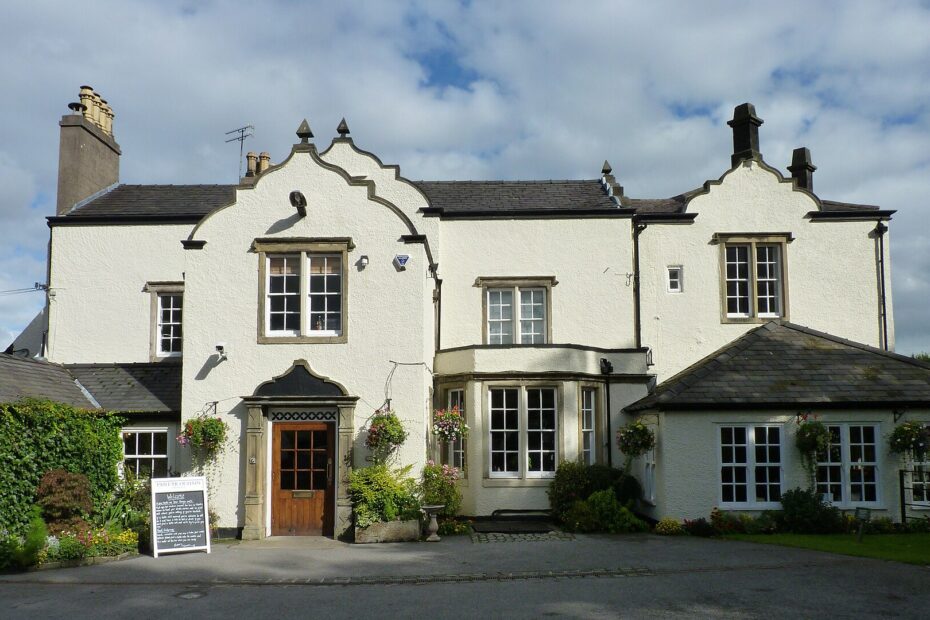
<box><xmin>143</xmin><ymin>282</ymin><xmax>184</xmax><ymax>362</ymax></box>
<box><xmin>715</xmin><ymin>233</ymin><xmax>792</xmax><ymax>324</ymax></box>
<box><xmin>253</xmin><ymin>237</ymin><xmax>354</xmax><ymax>344</ymax></box>
<box><xmin>578</xmin><ymin>383</ymin><xmax>604</xmax><ymax>466</ymax></box>
<box><xmin>474</xmin><ymin>276</ymin><xmax>557</xmax><ymax>345</ymax></box>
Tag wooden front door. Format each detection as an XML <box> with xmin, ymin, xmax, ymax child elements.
<box><xmin>272</xmin><ymin>423</ymin><xmax>335</xmax><ymax>536</ymax></box>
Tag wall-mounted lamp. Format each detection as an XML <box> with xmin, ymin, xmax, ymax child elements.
<box><xmin>599</xmin><ymin>358</ymin><xmax>613</xmax><ymax>375</ymax></box>
<box><xmin>359</xmin><ymin>255</ymin><xmax>369</xmax><ymax>268</ymax></box>
<box><xmin>289</xmin><ymin>190</ymin><xmax>307</xmax><ymax>217</ymax></box>
<box><xmin>215</xmin><ymin>342</ymin><xmax>227</xmax><ymax>360</ymax></box>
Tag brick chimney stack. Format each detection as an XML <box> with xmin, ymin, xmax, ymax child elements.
<box><xmin>56</xmin><ymin>86</ymin><xmax>120</xmax><ymax>215</ymax></box>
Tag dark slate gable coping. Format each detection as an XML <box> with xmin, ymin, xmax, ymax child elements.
<box><xmin>808</xmin><ymin>210</ymin><xmax>895</xmax><ymax>221</ymax></box>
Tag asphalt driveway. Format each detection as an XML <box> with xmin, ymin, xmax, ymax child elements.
<box><xmin>2</xmin><ymin>533</ymin><xmax>927</xmax><ymax>618</ymax></box>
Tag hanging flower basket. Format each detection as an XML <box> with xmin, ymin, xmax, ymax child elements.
<box><xmin>616</xmin><ymin>421</ymin><xmax>655</xmax><ymax>472</ymax></box>
<box><xmin>795</xmin><ymin>418</ymin><xmax>831</xmax><ymax>487</ymax></box>
<box><xmin>889</xmin><ymin>421</ymin><xmax>929</xmax><ymax>462</ymax></box>
<box><xmin>432</xmin><ymin>407</ymin><xmax>469</xmax><ymax>443</ymax></box>
<box><xmin>177</xmin><ymin>415</ymin><xmax>229</xmax><ymax>454</ymax></box>
<box><xmin>365</xmin><ymin>411</ymin><xmax>407</xmax><ymax>463</ymax></box>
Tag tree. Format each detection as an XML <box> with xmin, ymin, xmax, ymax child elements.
<box><xmin>913</xmin><ymin>352</ymin><xmax>930</xmax><ymax>363</ymax></box>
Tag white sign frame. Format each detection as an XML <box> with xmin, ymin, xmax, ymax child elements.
<box><xmin>150</xmin><ymin>476</ymin><xmax>211</xmax><ymax>558</ymax></box>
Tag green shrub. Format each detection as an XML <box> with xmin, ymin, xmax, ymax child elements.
<box><xmin>437</xmin><ymin>518</ymin><xmax>472</xmax><ymax>536</ymax></box>
<box><xmin>549</xmin><ymin>462</ymin><xmax>643</xmax><ymax>523</ymax></box>
<box><xmin>866</xmin><ymin>517</ymin><xmax>897</xmax><ymax>534</ymax></box>
<box><xmin>613</xmin><ymin>474</ymin><xmax>642</xmax><ymax>506</ymax></box>
<box><xmin>10</xmin><ymin>506</ymin><xmax>48</xmax><ymax>569</ymax></box>
<box><xmin>563</xmin><ymin>490</ymin><xmax>648</xmax><ymax>534</ymax></box>
<box><xmin>654</xmin><ymin>517</ymin><xmax>685</xmax><ymax>535</ymax></box>
<box><xmin>420</xmin><ymin>461</ymin><xmax>462</xmax><ymax>518</ymax></box>
<box><xmin>0</xmin><ymin>399</ymin><xmax>123</xmax><ymax>536</ymax></box>
<box><xmin>36</xmin><ymin>469</ymin><xmax>93</xmax><ymax>535</ymax></box>
<box><xmin>904</xmin><ymin>517</ymin><xmax>930</xmax><ymax>533</ymax></box>
<box><xmin>55</xmin><ymin>535</ymin><xmax>87</xmax><ymax>561</ymax></box>
<box><xmin>683</xmin><ymin>517</ymin><xmax>717</xmax><ymax>537</ymax></box>
<box><xmin>779</xmin><ymin>487</ymin><xmax>843</xmax><ymax>534</ymax></box>
<box><xmin>548</xmin><ymin>461</ymin><xmax>590</xmax><ymax>522</ymax></box>
<box><xmin>348</xmin><ymin>465</ymin><xmax>420</xmax><ymax>528</ymax></box>
<box><xmin>710</xmin><ymin>508</ymin><xmax>744</xmax><ymax>534</ymax></box>
<box><xmin>741</xmin><ymin>511</ymin><xmax>780</xmax><ymax>535</ymax></box>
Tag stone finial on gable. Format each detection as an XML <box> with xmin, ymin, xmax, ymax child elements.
<box><xmin>602</xmin><ymin>160</ymin><xmax>612</xmax><ymax>175</ymax></box>
<box><xmin>337</xmin><ymin>118</ymin><xmax>350</xmax><ymax>137</ymax></box>
<box><xmin>296</xmin><ymin>119</ymin><xmax>314</xmax><ymax>144</ymax></box>
<box><xmin>600</xmin><ymin>160</ymin><xmax>624</xmax><ymax>202</ymax></box>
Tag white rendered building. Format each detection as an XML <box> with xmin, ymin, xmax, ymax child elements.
<box><xmin>26</xmin><ymin>88</ymin><xmax>929</xmax><ymax>536</ymax></box>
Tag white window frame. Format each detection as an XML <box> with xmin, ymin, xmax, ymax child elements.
<box><xmin>443</xmin><ymin>388</ymin><xmax>466</xmax><ymax>472</ymax></box>
<box><xmin>122</xmin><ymin>427</ymin><xmax>170</xmax><ymax>479</ymax></box>
<box><xmin>255</xmin><ymin>238</ymin><xmax>352</xmax><ymax>344</ymax></box>
<box><xmin>718</xmin><ymin>235</ymin><xmax>789</xmax><ymax>323</ymax></box>
<box><xmin>487</xmin><ymin>287</ymin><xmax>547</xmax><ymax>344</ymax></box>
<box><xmin>816</xmin><ymin>423</ymin><xmax>882</xmax><ymax>507</ymax></box>
<box><xmin>476</xmin><ymin>277</ymin><xmax>557</xmax><ymax>345</ymax></box>
<box><xmin>718</xmin><ymin>424</ymin><xmax>783</xmax><ymax>509</ymax></box>
<box><xmin>266</xmin><ymin>254</ymin><xmax>302</xmax><ymax>336</ymax></box>
<box><xmin>488</xmin><ymin>386</ymin><xmax>559</xmax><ymax>479</ymax></box>
<box><xmin>580</xmin><ymin>387</ymin><xmax>596</xmax><ymax>466</ymax></box>
<box><xmin>643</xmin><ymin>445</ymin><xmax>656</xmax><ymax>505</ymax></box>
<box><xmin>156</xmin><ymin>293</ymin><xmax>183</xmax><ymax>357</ymax></box>
<box><xmin>666</xmin><ymin>266</ymin><xmax>683</xmax><ymax>293</ymax></box>
<box><xmin>912</xmin><ymin>424</ymin><xmax>930</xmax><ymax>508</ymax></box>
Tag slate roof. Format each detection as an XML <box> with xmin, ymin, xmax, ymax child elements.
<box><xmin>625</xmin><ymin>321</ymin><xmax>930</xmax><ymax>412</ymax></box>
<box><xmin>66</xmin><ymin>185</ymin><xmax>235</xmax><ymax>218</ymax></box>
<box><xmin>65</xmin><ymin>363</ymin><xmax>181</xmax><ymax>413</ymax></box>
<box><xmin>0</xmin><ymin>354</ymin><xmax>95</xmax><ymax>408</ymax></box>
<box><xmin>414</xmin><ymin>180</ymin><xmax>622</xmax><ymax>214</ymax></box>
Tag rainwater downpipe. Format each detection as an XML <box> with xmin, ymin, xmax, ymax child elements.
<box><xmin>875</xmin><ymin>221</ymin><xmax>889</xmax><ymax>351</ymax></box>
<box><xmin>632</xmin><ymin>221</ymin><xmax>647</xmax><ymax>349</ymax></box>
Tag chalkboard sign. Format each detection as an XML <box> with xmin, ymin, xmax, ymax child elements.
<box><xmin>151</xmin><ymin>477</ymin><xmax>211</xmax><ymax>558</ymax></box>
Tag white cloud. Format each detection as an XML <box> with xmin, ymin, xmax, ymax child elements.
<box><xmin>1</xmin><ymin>0</ymin><xmax>928</xmax><ymax>353</ymax></box>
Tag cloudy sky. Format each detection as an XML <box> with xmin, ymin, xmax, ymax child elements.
<box><xmin>1</xmin><ymin>0</ymin><xmax>928</xmax><ymax>354</ymax></box>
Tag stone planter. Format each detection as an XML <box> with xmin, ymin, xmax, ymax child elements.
<box><xmin>354</xmin><ymin>519</ymin><xmax>420</xmax><ymax>543</ymax></box>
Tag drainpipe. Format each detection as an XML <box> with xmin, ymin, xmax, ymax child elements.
<box><xmin>875</xmin><ymin>221</ymin><xmax>889</xmax><ymax>350</ymax></box>
<box><xmin>600</xmin><ymin>358</ymin><xmax>614</xmax><ymax>468</ymax></box>
<box><xmin>632</xmin><ymin>220</ymin><xmax>647</xmax><ymax>349</ymax></box>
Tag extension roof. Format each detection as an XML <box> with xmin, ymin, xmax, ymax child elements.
<box><xmin>0</xmin><ymin>354</ymin><xmax>94</xmax><ymax>408</ymax></box>
<box><xmin>65</xmin><ymin>363</ymin><xmax>181</xmax><ymax>413</ymax></box>
<box><xmin>64</xmin><ymin>185</ymin><xmax>235</xmax><ymax>220</ymax></box>
<box><xmin>625</xmin><ymin>321</ymin><xmax>930</xmax><ymax>412</ymax></box>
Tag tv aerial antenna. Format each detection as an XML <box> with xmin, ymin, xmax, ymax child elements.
<box><xmin>225</xmin><ymin>125</ymin><xmax>254</xmax><ymax>180</ymax></box>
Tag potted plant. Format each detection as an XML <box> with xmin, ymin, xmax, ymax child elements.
<box><xmin>365</xmin><ymin>410</ymin><xmax>407</xmax><ymax>464</ymax></box>
<box><xmin>616</xmin><ymin>421</ymin><xmax>655</xmax><ymax>473</ymax></box>
<box><xmin>795</xmin><ymin>417</ymin><xmax>831</xmax><ymax>488</ymax></box>
<box><xmin>348</xmin><ymin>464</ymin><xmax>421</xmax><ymax>543</ymax></box>
<box><xmin>419</xmin><ymin>460</ymin><xmax>462</xmax><ymax>542</ymax></box>
<box><xmin>889</xmin><ymin>421</ymin><xmax>929</xmax><ymax>463</ymax></box>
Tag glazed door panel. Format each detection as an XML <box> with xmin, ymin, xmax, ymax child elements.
<box><xmin>272</xmin><ymin>423</ymin><xmax>335</xmax><ymax>536</ymax></box>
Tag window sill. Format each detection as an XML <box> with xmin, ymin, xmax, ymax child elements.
<box><xmin>258</xmin><ymin>334</ymin><xmax>347</xmax><ymax>344</ymax></box>
<box><xmin>149</xmin><ymin>355</ymin><xmax>183</xmax><ymax>364</ymax></box>
<box><xmin>718</xmin><ymin>502</ymin><xmax>782</xmax><ymax>511</ymax></box>
<box><xmin>482</xmin><ymin>478</ymin><xmax>552</xmax><ymax>488</ymax></box>
<box><xmin>721</xmin><ymin>316</ymin><xmax>786</xmax><ymax>325</ymax></box>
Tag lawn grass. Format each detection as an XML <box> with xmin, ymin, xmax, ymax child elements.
<box><xmin>727</xmin><ymin>533</ymin><xmax>930</xmax><ymax>566</ymax></box>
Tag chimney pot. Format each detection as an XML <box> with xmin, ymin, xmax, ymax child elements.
<box><xmin>788</xmin><ymin>147</ymin><xmax>816</xmax><ymax>192</ymax></box>
<box><xmin>258</xmin><ymin>152</ymin><xmax>271</xmax><ymax>174</ymax></box>
<box><xmin>727</xmin><ymin>102</ymin><xmax>764</xmax><ymax>167</ymax></box>
<box><xmin>67</xmin><ymin>102</ymin><xmax>86</xmax><ymax>114</ymax></box>
<box><xmin>245</xmin><ymin>151</ymin><xmax>257</xmax><ymax>177</ymax></box>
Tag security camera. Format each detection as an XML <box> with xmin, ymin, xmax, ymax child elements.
<box><xmin>215</xmin><ymin>343</ymin><xmax>227</xmax><ymax>359</ymax></box>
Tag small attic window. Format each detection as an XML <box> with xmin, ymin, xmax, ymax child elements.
<box><xmin>667</xmin><ymin>266</ymin><xmax>683</xmax><ymax>293</ymax></box>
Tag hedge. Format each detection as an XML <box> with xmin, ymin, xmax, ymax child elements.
<box><xmin>0</xmin><ymin>399</ymin><xmax>124</xmax><ymax>535</ymax></box>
